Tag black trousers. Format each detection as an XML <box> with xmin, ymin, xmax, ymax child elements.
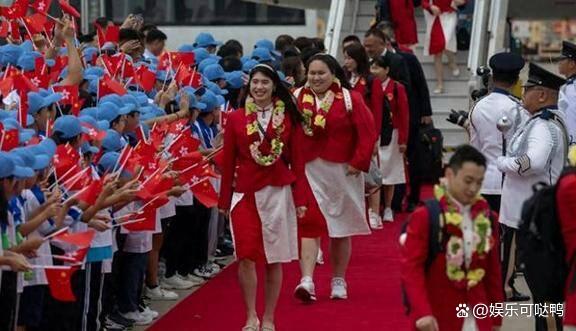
<box><xmin>164</xmin><ymin>200</ymin><xmax>211</xmax><ymax>277</ymax></box>
<box><xmin>533</xmin><ymin>305</ymin><xmax>563</xmax><ymax>331</ymax></box>
<box><xmin>482</xmin><ymin>194</ymin><xmax>501</xmax><ymax>213</ymax></box>
<box><xmin>0</xmin><ymin>271</ymin><xmax>18</xmax><ymax>331</ymax></box>
<box><xmin>500</xmin><ymin>223</ymin><xmax>517</xmax><ymax>291</ymax></box>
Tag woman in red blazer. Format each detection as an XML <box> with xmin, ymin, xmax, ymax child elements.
<box><xmin>218</xmin><ymin>64</ymin><xmax>301</xmax><ymax>331</ymax></box>
<box><xmin>371</xmin><ymin>54</ymin><xmax>410</xmax><ymax>223</ymax></box>
<box><xmin>292</xmin><ymin>53</ymin><xmax>377</xmax><ymax>302</ymax></box>
<box><xmin>343</xmin><ymin>42</ymin><xmax>384</xmax><ymax>229</ymax></box>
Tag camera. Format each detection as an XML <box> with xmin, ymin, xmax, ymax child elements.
<box><xmin>470</xmin><ymin>66</ymin><xmax>491</xmax><ymax>101</ymax></box>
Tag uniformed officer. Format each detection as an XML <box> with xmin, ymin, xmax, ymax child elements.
<box><xmin>558</xmin><ymin>40</ymin><xmax>576</xmax><ymax>145</ymax></box>
<box><xmin>466</xmin><ymin>52</ymin><xmax>531</xmax><ymax>302</ymax></box>
<box><xmin>498</xmin><ymin>63</ymin><xmax>569</xmax><ymax>331</ymax></box>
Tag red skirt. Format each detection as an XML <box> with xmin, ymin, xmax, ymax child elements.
<box><xmin>297</xmin><ymin>178</ymin><xmax>328</xmax><ymax>239</ymax></box>
<box><xmin>230</xmin><ymin>193</ymin><xmax>267</xmax><ymax>263</ymax></box>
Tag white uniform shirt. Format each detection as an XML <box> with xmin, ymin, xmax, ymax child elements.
<box><xmin>469</xmin><ymin>90</ymin><xmax>529</xmax><ymax>195</ymax></box>
<box><xmin>118</xmin><ymin>202</ymin><xmax>153</xmax><ymax>254</ymax></box>
<box><xmin>559</xmin><ymin>77</ymin><xmax>576</xmax><ymax>145</ymax></box>
<box><xmin>497</xmin><ymin>108</ymin><xmax>568</xmax><ymax>228</ymax></box>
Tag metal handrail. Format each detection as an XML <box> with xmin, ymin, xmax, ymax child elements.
<box><xmin>350</xmin><ymin>0</ymin><xmax>360</xmax><ymax>34</ymax></box>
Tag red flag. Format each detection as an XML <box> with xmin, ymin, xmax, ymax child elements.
<box><xmin>49</xmin><ymin>56</ymin><xmax>68</xmax><ymax>83</ymax></box>
<box><xmin>168</xmin><ymin>134</ymin><xmax>201</xmax><ymax>159</ymax></box>
<box><xmin>98</xmin><ymin>76</ymin><xmax>127</xmax><ymax>97</ymax></box>
<box><xmin>31</xmin><ymin>0</ymin><xmax>53</xmax><ymax>13</ymax></box>
<box><xmin>1</xmin><ymin>128</ymin><xmax>20</xmax><ymax>151</ymax></box>
<box><xmin>157</xmin><ymin>52</ymin><xmax>171</xmax><ymax>71</ymax></box>
<box><xmin>58</xmin><ymin>0</ymin><xmax>80</xmax><ymax>18</ymax></box>
<box><xmin>45</xmin><ymin>266</ymin><xmax>78</xmax><ymax>301</ymax></box>
<box><xmin>52</xmin><ymin>229</ymin><xmax>95</xmax><ymax>248</ymax></box>
<box><xmin>53</xmin><ymin>144</ymin><xmax>80</xmax><ymax>181</ymax></box>
<box><xmin>186</xmin><ymin>70</ymin><xmax>203</xmax><ymax>89</ymax></box>
<box><xmin>149</xmin><ymin>122</ymin><xmax>168</xmax><ymax>150</ymax></box>
<box><xmin>170</xmin><ymin>52</ymin><xmax>195</xmax><ymax>69</ymax></box>
<box><xmin>24</xmin><ymin>71</ymin><xmax>50</xmax><ymax>89</ymax></box>
<box><xmin>82</xmin><ymin>123</ymin><xmax>106</xmax><ymax>142</ymax></box>
<box><xmin>2</xmin><ymin>0</ymin><xmax>28</xmax><ymax>19</ymax></box>
<box><xmin>10</xmin><ymin>21</ymin><xmax>21</xmax><ymax>41</ymax></box>
<box><xmin>0</xmin><ymin>77</ymin><xmax>13</xmax><ymax>98</ymax></box>
<box><xmin>62</xmin><ymin>167</ymin><xmax>92</xmax><ymax>192</ymax></box>
<box><xmin>191</xmin><ymin>178</ymin><xmax>218</xmax><ymax>208</ymax></box>
<box><xmin>77</xmin><ymin>178</ymin><xmax>103</xmax><ymax>205</ymax></box>
<box><xmin>119</xmin><ymin>59</ymin><xmax>135</xmax><ymax>80</ymax></box>
<box><xmin>172</xmin><ymin>151</ymin><xmax>203</xmax><ymax>172</ymax></box>
<box><xmin>66</xmin><ymin>246</ymin><xmax>90</xmax><ymax>264</ymax></box>
<box><xmin>121</xmin><ymin>206</ymin><xmax>156</xmax><ymax>232</ymax></box>
<box><xmin>134</xmin><ymin>66</ymin><xmax>155</xmax><ymax>92</ymax></box>
<box><xmin>53</xmin><ymin>85</ymin><xmax>79</xmax><ymax>105</ymax></box>
<box><xmin>135</xmin><ymin>125</ymin><xmax>148</xmax><ymax>143</ymax></box>
<box><xmin>0</xmin><ymin>21</ymin><xmax>9</xmax><ymax>38</ymax></box>
<box><xmin>105</xmin><ymin>25</ymin><xmax>119</xmax><ymax>44</ymax></box>
<box><xmin>168</xmin><ymin>119</ymin><xmax>189</xmax><ymax>135</ymax></box>
<box><xmin>23</xmin><ymin>13</ymin><xmax>48</xmax><ymax>34</ymax></box>
<box><xmin>13</xmin><ymin>73</ymin><xmax>39</xmax><ymax>93</ymax></box>
<box><xmin>70</xmin><ymin>98</ymin><xmax>84</xmax><ymax>117</ymax></box>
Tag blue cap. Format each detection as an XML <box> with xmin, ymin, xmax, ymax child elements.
<box><xmin>99</xmin><ymin>94</ymin><xmax>123</xmax><ymax>107</ymax></box>
<box><xmin>225</xmin><ymin>71</ymin><xmax>245</xmax><ymax>89</ymax></box>
<box><xmin>80</xmin><ymin>141</ymin><xmax>99</xmax><ymax>155</ymax></box>
<box><xmin>251</xmin><ymin>47</ymin><xmax>273</xmax><ymax>63</ymax></box>
<box><xmin>155</xmin><ymin>70</ymin><xmax>173</xmax><ymax>82</ymax></box>
<box><xmin>12</xmin><ymin>147</ymin><xmax>50</xmax><ymax>171</ymax></box>
<box><xmin>254</xmin><ymin>39</ymin><xmax>281</xmax><ymax>57</ymax></box>
<box><xmin>178</xmin><ymin>44</ymin><xmax>196</xmax><ymax>53</ymax></box>
<box><xmin>97</xmin><ymin>152</ymin><xmax>132</xmax><ymax>178</ymax></box>
<box><xmin>199</xmin><ymin>90</ymin><xmax>223</xmax><ymax>112</ymax></box>
<box><xmin>84</xmin><ymin>66</ymin><xmax>105</xmax><ymax>79</ymax></box>
<box><xmin>193</xmin><ymin>48</ymin><xmax>210</xmax><ymax>64</ymax></box>
<box><xmin>194</xmin><ymin>32</ymin><xmax>222</xmax><ymax>48</ymax></box>
<box><xmin>6</xmin><ymin>111</ymin><xmax>35</xmax><ymax>128</ymax></box>
<box><xmin>53</xmin><ymin>115</ymin><xmax>84</xmax><ymax>139</ymax></box>
<box><xmin>82</xmin><ymin>47</ymin><xmax>99</xmax><ymax>63</ymax></box>
<box><xmin>79</xmin><ymin>107</ymin><xmax>99</xmax><ymax>119</ymax></box>
<box><xmin>204</xmin><ymin>80</ymin><xmax>228</xmax><ymax>96</ymax></box>
<box><xmin>198</xmin><ymin>57</ymin><xmax>221</xmax><ymax>73</ymax></box>
<box><xmin>242</xmin><ymin>59</ymin><xmax>259</xmax><ymax>73</ymax></box>
<box><xmin>38</xmin><ymin>138</ymin><xmax>57</xmax><ymax>157</ymax></box>
<box><xmin>120</xmin><ymin>95</ymin><xmax>141</xmax><ymax>112</ymax></box>
<box><xmin>87</xmin><ymin>76</ymin><xmax>99</xmax><ymax>95</ymax></box>
<box><xmin>203</xmin><ymin>63</ymin><xmax>226</xmax><ymax>82</ymax></box>
<box><xmin>98</xmin><ymin>102</ymin><xmax>132</xmax><ymax>123</ymax></box>
<box><xmin>2</xmin><ymin>118</ymin><xmax>35</xmax><ymax>143</ymax></box>
<box><xmin>128</xmin><ymin>91</ymin><xmax>150</xmax><ymax>106</ymax></box>
<box><xmin>0</xmin><ymin>153</ymin><xmax>15</xmax><ymax>178</ymax></box>
<box><xmin>27</xmin><ymin>91</ymin><xmax>62</xmax><ymax>115</ymax></box>
<box><xmin>101</xmin><ymin>130</ymin><xmax>123</xmax><ymax>153</ymax></box>
<box><xmin>0</xmin><ymin>43</ymin><xmax>25</xmax><ymax>66</ymax></box>
<box><xmin>5</xmin><ymin>153</ymin><xmax>34</xmax><ymax>178</ymax></box>
<box><xmin>79</xmin><ymin>115</ymin><xmax>109</xmax><ymax>132</ymax></box>
<box><xmin>17</xmin><ymin>51</ymin><xmax>42</xmax><ymax>72</ymax></box>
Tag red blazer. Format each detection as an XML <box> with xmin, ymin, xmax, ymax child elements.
<box><xmin>422</xmin><ymin>0</ymin><xmax>458</xmax><ymax>13</ymax></box>
<box><xmin>295</xmin><ymin>89</ymin><xmax>376</xmax><ymax>171</ymax></box>
<box><xmin>401</xmin><ymin>206</ymin><xmax>503</xmax><ymax>331</ymax></box>
<box><xmin>558</xmin><ymin>173</ymin><xmax>576</xmax><ymax>326</ymax></box>
<box><xmin>351</xmin><ymin>75</ymin><xmax>384</xmax><ymax>135</ymax></box>
<box><xmin>218</xmin><ymin>108</ymin><xmax>297</xmax><ymax>211</ymax></box>
<box><xmin>383</xmin><ymin>79</ymin><xmax>410</xmax><ymax>145</ymax></box>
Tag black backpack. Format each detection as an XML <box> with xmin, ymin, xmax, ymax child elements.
<box><xmin>414</xmin><ymin>124</ymin><xmax>443</xmax><ymax>182</ymax></box>
<box><xmin>517</xmin><ymin>167</ymin><xmax>576</xmax><ymax>303</ymax></box>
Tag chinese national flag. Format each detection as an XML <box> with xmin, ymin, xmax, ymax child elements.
<box><xmin>121</xmin><ymin>206</ymin><xmax>156</xmax><ymax>232</ymax></box>
<box><xmin>191</xmin><ymin>178</ymin><xmax>218</xmax><ymax>208</ymax></box>
<box><xmin>98</xmin><ymin>76</ymin><xmax>127</xmax><ymax>98</ymax></box>
<box><xmin>70</xmin><ymin>98</ymin><xmax>85</xmax><ymax>117</ymax></box>
<box><xmin>58</xmin><ymin>0</ymin><xmax>80</xmax><ymax>18</ymax></box>
<box><xmin>62</xmin><ymin>167</ymin><xmax>92</xmax><ymax>192</ymax></box>
<box><xmin>53</xmin><ymin>143</ymin><xmax>80</xmax><ymax>181</ymax></box>
<box><xmin>45</xmin><ymin>266</ymin><xmax>78</xmax><ymax>302</ymax></box>
<box><xmin>135</xmin><ymin>66</ymin><xmax>156</xmax><ymax>92</ymax></box>
<box><xmin>1</xmin><ymin>0</ymin><xmax>28</xmax><ymax>19</ymax></box>
<box><xmin>31</xmin><ymin>0</ymin><xmax>53</xmax><ymax>13</ymax></box>
<box><xmin>168</xmin><ymin>134</ymin><xmax>201</xmax><ymax>159</ymax></box>
<box><xmin>23</xmin><ymin>13</ymin><xmax>48</xmax><ymax>34</ymax></box>
<box><xmin>53</xmin><ymin>85</ymin><xmax>79</xmax><ymax>105</ymax></box>
<box><xmin>52</xmin><ymin>229</ymin><xmax>95</xmax><ymax>248</ymax></box>
<box><xmin>77</xmin><ymin>178</ymin><xmax>103</xmax><ymax>205</ymax></box>
<box><xmin>1</xmin><ymin>128</ymin><xmax>20</xmax><ymax>151</ymax></box>
<box><xmin>180</xmin><ymin>69</ymin><xmax>202</xmax><ymax>89</ymax></box>
<box><xmin>133</xmin><ymin>141</ymin><xmax>156</xmax><ymax>165</ymax></box>
<box><xmin>170</xmin><ymin>52</ymin><xmax>195</xmax><ymax>69</ymax></box>
<box><xmin>119</xmin><ymin>59</ymin><xmax>135</xmax><ymax>80</ymax></box>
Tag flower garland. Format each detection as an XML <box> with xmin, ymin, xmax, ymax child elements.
<box><xmin>299</xmin><ymin>80</ymin><xmax>343</xmax><ymax>136</ymax></box>
<box><xmin>245</xmin><ymin>96</ymin><xmax>286</xmax><ymax>166</ymax></box>
<box><xmin>434</xmin><ymin>185</ymin><xmax>494</xmax><ymax>290</ymax></box>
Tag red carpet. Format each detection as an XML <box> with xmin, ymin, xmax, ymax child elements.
<box><xmin>148</xmin><ymin>210</ymin><xmax>416</xmax><ymax>331</ymax></box>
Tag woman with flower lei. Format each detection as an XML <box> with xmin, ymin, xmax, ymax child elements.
<box><xmin>292</xmin><ymin>54</ymin><xmax>377</xmax><ymax>303</ymax></box>
<box><xmin>401</xmin><ymin>146</ymin><xmax>503</xmax><ymax>331</ymax></box>
<box><xmin>218</xmin><ymin>64</ymin><xmax>302</xmax><ymax>331</ymax></box>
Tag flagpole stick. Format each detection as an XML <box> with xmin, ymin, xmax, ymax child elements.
<box><xmin>43</xmin><ymin>28</ymin><xmax>54</xmax><ymax>49</ymax></box>
<box><xmin>3</xmin><ymin>64</ymin><xmax>10</xmax><ymax>80</ymax></box>
<box><xmin>111</xmin><ymin>144</ymin><xmax>129</xmax><ymax>178</ymax></box>
<box><xmin>49</xmin><ymin>167</ymin><xmax>87</xmax><ymax>191</ymax></box>
<box><xmin>111</xmin><ymin>217</ymin><xmax>146</xmax><ymax>228</ymax></box>
<box><xmin>0</xmin><ymin>130</ymin><xmax>5</xmax><ymax>151</ymax></box>
<box><xmin>58</xmin><ymin>167</ymin><xmax>90</xmax><ymax>191</ymax></box>
<box><xmin>42</xmin><ymin>226</ymin><xmax>70</xmax><ymax>241</ymax></box>
<box><xmin>137</xmin><ymin>195</ymin><xmax>162</xmax><ymax>211</ymax></box>
<box><xmin>62</xmin><ymin>186</ymin><xmax>90</xmax><ymax>205</ymax></box>
<box><xmin>115</xmin><ymin>211</ymin><xmax>144</xmax><ymax>222</ymax></box>
<box><xmin>48</xmin><ymin>166</ymin><xmax>80</xmax><ymax>191</ymax></box>
<box><xmin>160</xmin><ymin>132</ymin><xmax>184</xmax><ymax>155</ymax></box>
<box><xmin>19</xmin><ymin>18</ymin><xmax>38</xmax><ymax>51</ymax></box>
<box><xmin>124</xmin><ymin>77</ymin><xmax>133</xmax><ymax>89</ymax></box>
<box><xmin>188</xmin><ymin>68</ymin><xmax>196</xmax><ymax>86</ymax></box>
<box><xmin>30</xmin><ymin>265</ymin><xmax>72</xmax><ymax>270</ymax></box>
<box><xmin>114</xmin><ymin>146</ymin><xmax>134</xmax><ymax>180</ymax></box>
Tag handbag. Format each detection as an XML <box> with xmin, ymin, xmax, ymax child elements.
<box><xmin>365</xmin><ymin>156</ymin><xmax>383</xmax><ymax>190</ymax></box>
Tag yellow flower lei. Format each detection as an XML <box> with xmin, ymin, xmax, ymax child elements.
<box><xmin>299</xmin><ymin>83</ymin><xmax>337</xmax><ymax>136</ymax></box>
<box><xmin>245</xmin><ymin>97</ymin><xmax>286</xmax><ymax>166</ymax></box>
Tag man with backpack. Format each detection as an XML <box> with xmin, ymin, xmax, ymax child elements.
<box><xmin>497</xmin><ymin>63</ymin><xmax>568</xmax><ymax>330</ymax></box>
<box><xmin>401</xmin><ymin>145</ymin><xmax>503</xmax><ymax>331</ymax></box>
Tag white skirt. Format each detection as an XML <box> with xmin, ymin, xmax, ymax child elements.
<box><xmin>231</xmin><ymin>185</ymin><xmax>298</xmax><ymax>264</ymax></box>
<box><xmin>305</xmin><ymin>158</ymin><xmax>371</xmax><ymax>238</ymax></box>
<box><xmin>379</xmin><ymin>130</ymin><xmax>406</xmax><ymax>185</ymax></box>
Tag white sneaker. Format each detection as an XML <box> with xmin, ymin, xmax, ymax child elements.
<box><xmin>383</xmin><ymin>208</ymin><xmax>394</xmax><ymax>223</ymax></box>
<box><xmin>206</xmin><ymin>261</ymin><xmax>221</xmax><ymax>273</ymax></box>
<box><xmin>316</xmin><ymin>248</ymin><xmax>324</xmax><ymax>265</ymax></box>
<box><xmin>193</xmin><ymin>265</ymin><xmax>215</xmax><ymax>279</ymax></box>
<box><xmin>140</xmin><ymin>305</ymin><xmax>159</xmax><ymax>320</ymax></box>
<box><xmin>145</xmin><ymin>285</ymin><xmax>179</xmax><ymax>301</ymax></box>
<box><xmin>330</xmin><ymin>278</ymin><xmax>348</xmax><ymax>300</ymax></box>
<box><xmin>181</xmin><ymin>273</ymin><xmax>206</xmax><ymax>286</ymax></box>
<box><xmin>294</xmin><ymin>277</ymin><xmax>316</xmax><ymax>302</ymax></box>
<box><xmin>120</xmin><ymin>311</ymin><xmax>153</xmax><ymax>326</ymax></box>
<box><xmin>452</xmin><ymin>67</ymin><xmax>461</xmax><ymax>77</ymax></box>
<box><xmin>161</xmin><ymin>275</ymin><xmax>195</xmax><ymax>290</ymax></box>
<box><xmin>369</xmin><ymin>209</ymin><xmax>383</xmax><ymax>229</ymax></box>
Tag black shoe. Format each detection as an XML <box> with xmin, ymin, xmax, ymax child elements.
<box><xmin>506</xmin><ymin>288</ymin><xmax>530</xmax><ymax>302</ymax></box>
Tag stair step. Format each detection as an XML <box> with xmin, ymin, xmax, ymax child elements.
<box><xmin>358</xmin><ymin>0</ymin><xmax>376</xmax><ymax>16</ymax></box>
<box><xmin>422</xmin><ymin>63</ymin><xmax>471</xmax><ymax>80</ymax></box>
<box><xmin>430</xmin><ymin>94</ymin><xmax>469</xmax><ymax>111</ymax></box>
<box><xmin>425</xmin><ymin>80</ymin><xmax>469</xmax><ymax>94</ymax></box>
<box><xmin>442</xmin><ymin>130</ymin><xmax>469</xmax><ymax>148</ymax></box>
